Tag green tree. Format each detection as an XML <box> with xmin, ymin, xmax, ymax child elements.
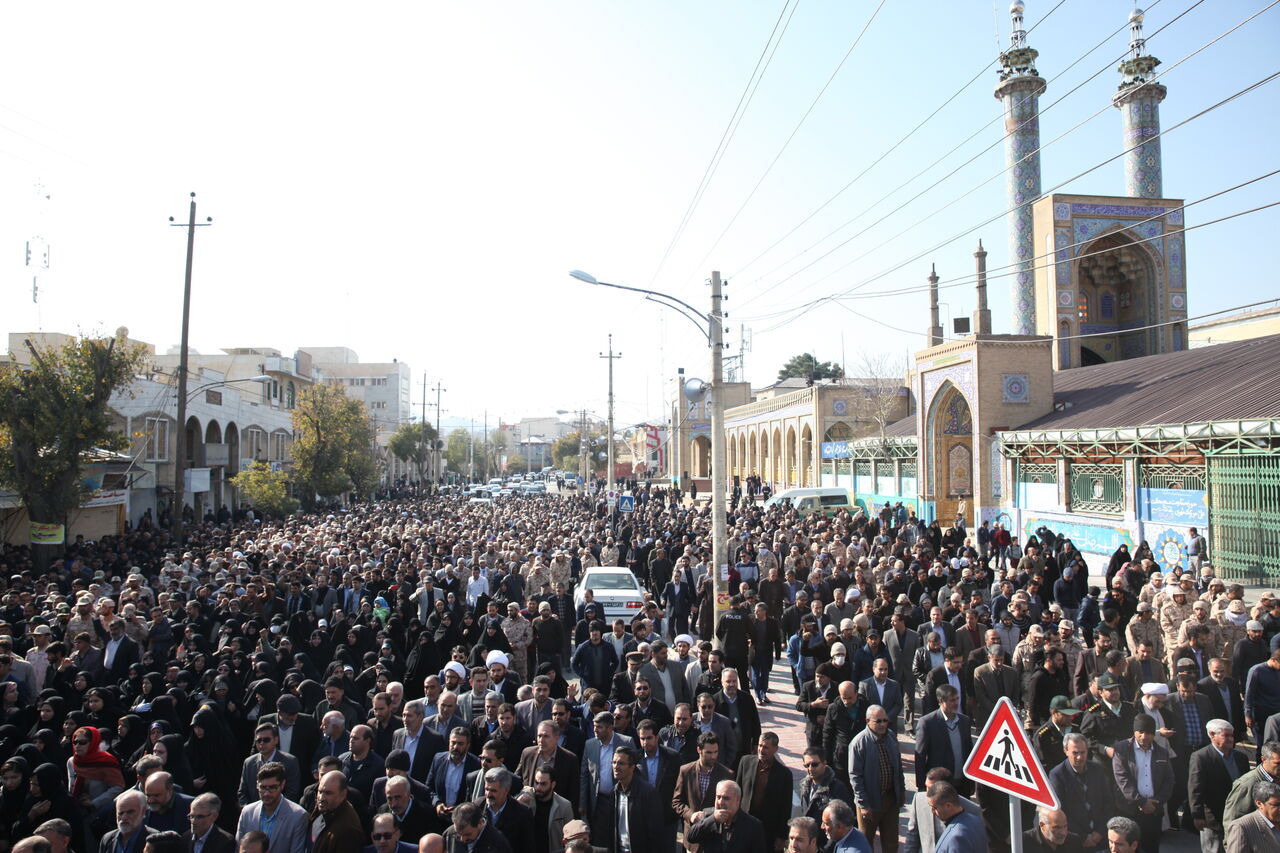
<box><xmin>777</xmin><ymin>353</ymin><xmax>844</xmax><ymax>382</ymax></box>
<box><xmin>505</xmin><ymin>455</ymin><xmax>529</xmax><ymax>474</ymax></box>
<box><xmin>443</xmin><ymin>428</ymin><xmax>471</xmax><ymax>476</ymax></box>
<box><xmin>290</xmin><ymin>384</ymin><xmax>377</xmax><ymax>508</ymax></box>
<box><xmin>387</xmin><ymin>421</ymin><xmax>437</xmax><ymax>484</ymax></box>
<box><xmin>552</xmin><ymin>432</ymin><xmax>581</xmax><ymax>469</ymax></box>
<box><xmin>230</xmin><ymin>461</ymin><xmax>297</xmax><ymax>518</ymax></box>
<box><xmin>0</xmin><ymin>332</ymin><xmax>147</xmax><ymax>571</ymax></box>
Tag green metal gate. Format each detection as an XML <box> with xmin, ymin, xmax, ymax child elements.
<box><xmin>1208</xmin><ymin>455</ymin><xmax>1280</xmax><ymax>581</ymax></box>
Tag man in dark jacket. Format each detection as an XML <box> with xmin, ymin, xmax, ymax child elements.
<box><xmin>1112</xmin><ymin>714</ymin><xmax>1174</xmax><ymax>853</ymax></box>
<box><xmin>477</xmin><ymin>767</ymin><xmax>533</xmax><ymax>852</ymax></box>
<box><xmin>915</xmin><ymin>686</ymin><xmax>973</xmax><ymax>796</ymax></box>
<box><xmin>607</xmin><ymin>747</ymin><xmax>666</xmax><ymax>853</ymax></box>
<box><xmin>733</xmin><ymin>734</ymin><xmax>792</xmax><ymax>852</ymax></box>
<box><xmin>1188</xmin><ymin>719</ymin><xmax>1251</xmax><ymax>853</ymax></box>
<box><xmin>685</xmin><ymin>779</ymin><xmax>766</xmax><ymax>853</ymax></box>
<box><xmin>1048</xmin><ymin>734</ymin><xmax>1109</xmax><ymax>851</ymax></box>
<box><xmin>822</xmin><ymin>682</ymin><xmax>864</xmax><ymax>789</ymax></box>
<box><xmin>442</xmin><ymin>802</ymin><xmax>513</xmax><ymax>853</ymax></box>
<box><xmin>310</xmin><ymin>771</ymin><xmax>366</xmax><ymax>853</ymax></box>
<box><xmin>571</xmin><ymin>623</ymin><xmax>619</xmax><ymax>695</ymax></box>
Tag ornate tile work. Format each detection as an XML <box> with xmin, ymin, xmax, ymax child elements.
<box><xmin>1070</xmin><ymin>203</ymin><xmax>1166</xmax><ymax>218</ymax></box>
<box><xmin>1002</xmin><ymin>373</ymin><xmax>1030</xmax><ymax>403</ymax></box>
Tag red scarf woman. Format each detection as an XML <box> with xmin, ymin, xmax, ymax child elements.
<box><xmin>69</xmin><ymin>725</ymin><xmax>125</xmax><ymax>800</ymax></box>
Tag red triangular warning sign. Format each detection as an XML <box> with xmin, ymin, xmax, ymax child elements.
<box><xmin>962</xmin><ymin>696</ymin><xmax>1060</xmax><ymax>809</ymax></box>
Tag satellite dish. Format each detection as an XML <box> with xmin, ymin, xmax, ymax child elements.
<box><xmin>685</xmin><ymin>378</ymin><xmax>708</xmax><ymax>398</ymax></box>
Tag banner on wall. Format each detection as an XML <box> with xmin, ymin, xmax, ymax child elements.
<box><xmin>1139</xmin><ymin>487</ymin><xmax>1209</xmax><ymax>527</ymax></box>
<box><xmin>1153</xmin><ymin>528</ymin><xmax>1189</xmax><ymax>572</ymax></box>
<box><xmin>1023</xmin><ymin>516</ymin><xmax>1134</xmax><ymax>556</ymax></box>
<box><xmin>29</xmin><ymin>523</ymin><xmax>64</xmax><ymax>545</ymax></box>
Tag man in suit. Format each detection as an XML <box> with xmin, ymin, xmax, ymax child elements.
<box><xmin>972</xmin><ymin>645</ymin><xmax>1020</xmax><ymax>729</ymax></box>
<box><xmin>101</xmin><ymin>790</ymin><xmax>155</xmax><ymax>853</ymax></box>
<box><xmin>467</xmin><ymin>742</ymin><xmax>522</xmax><ymax>806</ymax></box>
<box><xmin>1225</xmin><ymin>780</ymin><xmax>1280</xmax><ymax>853</ymax></box>
<box><xmin>1121</xmin><ymin>640</ymin><xmax>1168</xmax><ymax>699</ymax></box>
<box><xmin>927</xmin><ymin>782</ymin><xmax>984</xmax><ymax>853</ymax></box>
<box><xmin>1112</xmin><ymin>714</ymin><xmax>1174</xmax><ymax>853</ymax></box>
<box><xmin>1201</xmin><ymin>658</ymin><xmax>1246</xmax><ymax>736</ymax></box>
<box><xmin>477</xmin><ymin>767</ymin><xmax>533</xmax><ymax>852</ymax></box>
<box><xmin>235</xmin><ymin>762</ymin><xmax>309</xmax><ymax>853</ymax></box>
<box><xmin>1190</xmin><ymin>719</ymin><xmax>1252</xmax><ymax>853</ymax></box>
<box><xmin>635</xmin><ymin>721</ymin><xmax>681</xmax><ymax>853</ymax></box>
<box><xmin>693</xmin><ymin>693</ymin><xmax>739</xmax><ymax>769</ymax></box>
<box><xmin>184</xmin><ymin>793</ymin><xmax>234</xmax><ymax>853</ymax></box>
<box><xmin>921</xmin><ymin>649</ymin><xmax>967</xmax><ymax>717</ymax></box>
<box><xmin>672</xmin><ymin>733</ymin><xmax>734</xmax><ymax>852</ymax></box>
<box><xmin>1168</xmin><ymin>674</ymin><xmax>1215</xmax><ymax>828</ymax></box>
<box><xmin>103</xmin><ymin>618</ymin><xmax>141</xmax><ymax>684</ymax></box>
<box><xmin>917</xmin><ymin>607</ymin><xmax>956</xmax><ymax>648</ymax></box>
<box><xmin>392</xmin><ymin>699</ymin><xmax>446</xmax><ymax>784</ymax></box>
<box><xmin>733</xmin><ymin>733</ymin><xmax>791</xmax><ymax>853</ymax></box>
<box><xmin>661</xmin><ymin>575</ymin><xmax>694</xmax><ymax>639</ymax></box>
<box><xmin>686</xmin><ymin>780</ymin><xmax>766</xmax><ymax>853</ymax></box>
<box><xmin>659</xmin><ymin>703</ymin><xmax>699</xmax><ymax>766</ymax></box>
<box><xmin>714</xmin><ymin>669</ymin><xmax>761</xmax><ymax>762</ymax></box>
<box><xmin>884</xmin><ymin>613</ymin><xmax>923</xmax><ymax>728</ymax></box>
<box><xmin>606</xmin><ymin>746</ymin><xmax>665</xmax><ymax>853</ymax></box>
<box><xmin>848</xmin><ymin>706</ymin><xmax>904</xmax><ymax>853</ymax></box>
<box><xmin>818</xmin><ymin>799</ymin><xmax>872</xmax><ymax>853</ymax></box>
<box><xmin>238</xmin><ymin>723</ymin><xmax>303</xmax><ymax>806</ymax></box>
<box><xmin>915</xmin><ymin>685</ymin><xmax>973</xmax><ymax>796</ymax></box>
<box><xmin>514</xmin><ymin>677</ymin><xmax>556</xmax><ymax>733</ymax></box>
<box><xmin>259</xmin><ymin>694</ymin><xmax>321</xmax><ymax>771</ymax></box>
<box><xmin>903</xmin><ymin>768</ymin><xmax>981</xmax><ymax>853</ymax></box>
<box><xmin>362</xmin><ymin>812</ymin><xmax>416</xmax><ymax>853</ymax></box>
<box><xmin>516</xmin><ymin>720</ymin><xmax>580</xmax><ymax>816</ymax></box>
<box><xmin>625</xmin><ymin>678</ymin><xmax>675</xmax><ymax>730</ymax></box>
<box><xmin>1225</xmin><ymin>740</ymin><xmax>1280</xmax><ymax>825</ymax></box>
<box><xmin>640</xmin><ymin>641</ymin><xmax>693</xmax><ymax>713</ymax></box>
<box><xmin>143</xmin><ymin>772</ymin><xmax>194</xmax><ymax>834</ymax></box>
<box><xmin>442</xmin><ymin>801</ymin><xmax>513</xmax><ymax>853</ymax></box>
<box><xmin>579</xmin><ymin>712</ymin><xmax>636</xmax><ymax>843</ymax></box>
<box><xmin>1072</xmin><ymin>628</ymin><xmax>1115</xmax><ymax>697</ymax></box>
<box><xmin>377</xmin><ymin>774</ymin><xmax>434</xmax><ymax>845</ymax></box>
<box><xmin>856</xmin><ymin>660</ymin><xmax>903</xmax><ymax>734</ymax></box>
<box><xmin>427</xmin><ymin>728</ymin><xmax>482</xmax><ymax>831</ymax></box>
<box><xmin>1048</xmin><ymin>734</ymin><xmax>1109</xmax><ymax>851</ymax></box>
<box><xmin>823</xmin><ymin>682</ymin><xmax>864</xmax><ymax>790</ymax></box>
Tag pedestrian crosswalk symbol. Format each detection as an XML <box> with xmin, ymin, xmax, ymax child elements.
<box><xmin>963</xmin><ymin>696</ymin><xmax>1059</xmax><ymax>809</ymax></box>
<box><xmin>618</xmin><ymin>495</ymin><xmax>635</xmax><ymax>513</ymax></box>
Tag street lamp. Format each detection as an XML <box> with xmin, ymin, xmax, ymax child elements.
<box><xmin>569</xmin><ymin>268</ymin><xmax>729</xmax><ymax>630</ymax></box>
<box><xmin>171</xmin><ymin>373</ymin><xmax>271</xmax><ymax>545</ymax></box>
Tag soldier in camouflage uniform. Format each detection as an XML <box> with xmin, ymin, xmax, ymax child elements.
<box><xmin>1049</xmin><ymin>620</ymin><xmax>1084</xmax><ymax>680</ymax></box>
<box><xmin>1218</xmin><ymin>599</ymin><xmax>1250</xmax><ymax>660</ymax></box>
<box><xmin>1160</xmin><ymin>585</ymin><xmax>1194</xmax><ymax>667</ymax></box>
<box><xmin>600</xmin><ymin>537</ymin><xmax>621</xmax><ymax>567</ymax></box>
<box><xmin>1177</xmin><ymin>600</ymin><xmax>1222</xmax><ymax>659</ymax></box>
<box><xmin>501</xmin><ymin>601</ymin><xmax>535</xmax><ymax>683</ymax></box>
<box><xmin>1125</xmin><ymin>602</ymin><xmax>1165</xmax><ymax>663</ymax></box>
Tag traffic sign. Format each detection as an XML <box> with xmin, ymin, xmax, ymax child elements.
<box><xmin>963</xmin><ymin>696</ymin><xmax>1059</xmax><ymax>809</ymax></box>
<box><xmin>618</xmin><ymin>495</ymin><xmax>635</xmax><ymax>513</ymax></box>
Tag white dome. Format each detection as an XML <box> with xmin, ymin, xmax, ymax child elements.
<box><xmin>1129</xmin><ymin>6</ymin><xmax>1145</xmax><ymax>23</ymax></box>
<box><xmin>1010</xmin><ymin>0</ymin><xmax>1026</xmax><ymax>14</ymax></box>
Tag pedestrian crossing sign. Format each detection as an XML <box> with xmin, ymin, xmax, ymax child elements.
<box><xmin>963</xmin><ymin>696</ymin><xmax>1059</xmax><ymax>809</ymax></box>
<box><xmin>618</xmin><ymin>495</ymin><xmax>635</xmax><ymax>513</ymax></box>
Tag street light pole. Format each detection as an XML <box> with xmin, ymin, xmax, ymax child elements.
<box><xmin>710</xmin><ymin>271</ymin><xmax>728</xmax><ymax>613</ymax></box>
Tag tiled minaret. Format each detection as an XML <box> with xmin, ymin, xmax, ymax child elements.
<box><xmin>1113</xmin><ymin>6</ymin><xmax>1166</xmax><ymax>198</ymax></box>
<box><xmin>994</xmin><ymin>0</ymin><xmax>1047</xmax><ymax>336</ymax></box>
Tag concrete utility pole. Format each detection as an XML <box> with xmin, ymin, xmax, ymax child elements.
<box><xmin>710</xmin><ymin>271</ymin><xmax>728</xmax><ymax>621</ymax></box>
<box><xmin>168</xmin><ymin>193</ymin><xmax>211</xmax><ymax>544</ymax></box>
<box><xmin>420</xmin><ymin>373</ymin><xmax>429</xmax><ymax>489</ymax></box>
<box><xmin>432</xmin><ymin>381</ymin><xmax>446</xmax><ymax>483</ymax></box>
<box><xmin>599</xmin><ymin>335</ymin><xmax>621</xmax><ymax>492</ymax></box>
<box><xmin>578</xmin><ymin>409</ymin><xmax>589</xmax><ymax>485</ymax></box>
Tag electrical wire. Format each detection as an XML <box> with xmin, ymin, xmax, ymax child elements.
<box><xmin>730</xmin><ymin>0</ymin><xmax>1074</xmax><ymax>284</ymax></box>
<box><xmin>645</xmin><ymin>0</ymin><xmax>800</xmax><ymax>288</ymax></box>
<box><xmin>737</xmin><ymin>0</ymin><xmax>1229</xmax><ymax>316</ymax></box>
<box><xmin>679</xmin><ymin>0</ymin><xmax>890</xmax><ymax>286</ymax></box>
<box><xmin>741</xmin><ymin>63</ymin><xmax>1280</xmax><ymax>333</ymax></box>
<box><xmin>748</xmin><ymin>198</ymin><xmax>1280</xmax><ymax>336</ymax></box>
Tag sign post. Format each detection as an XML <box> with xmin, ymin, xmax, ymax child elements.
<box><xmin>963</xmin><ymin>696</ymin><xmax>1059</xmax><ymax>853</ymax></box>
<box><xmin>618</xmin><ymin>494</ymin><xmax>635</xmax><ymax>513</ymax></box>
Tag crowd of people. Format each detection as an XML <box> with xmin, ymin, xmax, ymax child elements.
<box><xmin>0</xmin><ymin>482</ymin><xmax>1269</xmax><ymax>853</ymax></box>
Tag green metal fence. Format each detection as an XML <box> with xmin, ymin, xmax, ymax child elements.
<box><xmin>1068</xmin><ymin>462</ymin><xmax>1125</xmax><ymax>515</ymax></box>
<box><xmin>1209</xmin><ymin>455</ymin><xmax>1280</xmax><ymax>580</ymax></box>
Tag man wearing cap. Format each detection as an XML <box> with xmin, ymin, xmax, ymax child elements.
<box><xmin>1080</xmin><ymin>673</ymin><xmax>1135</xmax><ymax>763</ymax></box>
<box><xmin>502</xmin><ymin>603</ymin><xmax>534</xmax><ymax>685</ymax></box>
<box><xmin>1160</xmin><ymin>582</ymin><xmax>1195</xmax><ymax>660</ymax></box>
<box><xmin>1112</xmin><ymin>713</ymin><xmax>1174</xmax><ymax>852</ymax></box>
<box><xmin>1034</xmin><ymin>697</ymin><xmax>1082</xmax><ymax>771</ymax></box>
<box><xmin>25</xmin><ymin>623</ymin><xmax>53</xmax><ymax>692</ymax></box>
<box><xmin>1234</xmin><ymin>620</ymin><xmax>1270</xmax><ymax>685</ymax></box>
<box><xmin>1125</xmin><ymin>602</ymin><xmax>1164</xmax><ymax>663</ymax></box>
<box><xmin>572</xmin><ymin>622</ymin><xmax>619</xmax><ymax>696</ymax></box>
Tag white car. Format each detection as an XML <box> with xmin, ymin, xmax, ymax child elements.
<box><xmin>574</xmin><ymin>567</ymin><xmax>646</xmax><ymax>621</ymax></box>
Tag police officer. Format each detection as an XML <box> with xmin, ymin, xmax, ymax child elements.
<box><xmin>1035</xmin><ymin>695</ymin><xmax>1084</xmax><ymax>771</ymax></box>
<box><xmin>716</xmin><ymin>596</ymin><xmax>752</xmax><ymax>685</ymax></box>
<box><xmin>1080</xmin><ymin>672</ymin><xmax>1136</xmax><ymax>762</ymax></box>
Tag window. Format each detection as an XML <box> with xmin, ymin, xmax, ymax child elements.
<box><xmin>1100</xmin><ymin>290</ymin><xmax>1115</xmax><ymax>319</ymax></box>
<box><xmin>371</xmin><ymin>401</ymin><xmax>386</xmax><ymax>410</ymax></box>
<box><xmin>144</xmin><ymin>417</ymin><xmax>169</xmax><ymax>461</ymax></box>
<box><xmin>1077</xmin><ymin>291</ymin><xmax>1090</xmax><ymax>321</ymax></box>
<box><xmin>244</xmin><ymin>428</ymin><xmax>266</xmax><ymax>461</ymax></box>
<box><xmin>286</xmin><ymin>381</ymin><xmax>296</xmax><ymax>409</ymax></box>
<box><xmin>270</xmin><ymin>432</ymin><xmax>289</xmax><ymax>462</ymax></box>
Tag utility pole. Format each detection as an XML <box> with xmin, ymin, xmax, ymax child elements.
<box><xmin>168</xmin><ymin>193</ymin><xmax>211</xmax><ymax>544</ymax></box>
<box><xmin>432</xmin><ymin>381</ymin><xmax>446</xmax><ymax>484</ymax></box>
<box><xmin>710</xmin><ymin>271</ymin><xmax>728</xmax><ymax>625</ymax></box>
<box><xmin>468</xmin><ymin>419</ymin><xmax>474</xmax><ymax>482</ymax></box>
<box><xmin>599</xmin><ymin>335</ymin><xmax>622</xmax><ymax>492</ymax></box>
<box><xmin>483</xmin><ymin>411</ymin><xmax>489</xmax><ymax>480</ymax></box>
<box><xmin>578</xmin><ymin>409</ymin><xmax>589</xmax><ymax>485</ymax></box>
<box><xmin>419</xmin><ymin>373</ymin><xmax>428</xmax><ymax>490</ymax></box>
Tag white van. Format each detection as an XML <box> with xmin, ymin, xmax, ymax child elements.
<box><xmin>763</xmin><ymin>487</ymin><xmax>854</xmax><ymax>517</ymax></box>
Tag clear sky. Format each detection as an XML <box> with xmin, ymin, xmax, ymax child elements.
<box><xmin>2</xmin><ymin>1</ymin><xmax>1276</xmax><ymax>434</ymax></box>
